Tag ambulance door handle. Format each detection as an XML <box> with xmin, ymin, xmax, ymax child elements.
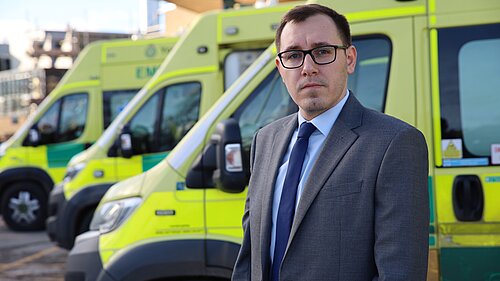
<box><xmin>452</xmin><ymin>175</ymin><xmax>484</xmax><ymax>222</ymax></box>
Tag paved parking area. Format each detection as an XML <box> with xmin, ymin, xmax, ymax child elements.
<box><xmin>0</xmin><ymin>217</ymin><xmax>67</xmax><ymax>281</ymax></box>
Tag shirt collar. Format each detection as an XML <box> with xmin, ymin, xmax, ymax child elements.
<box><xmin>297</xmin><ymin>89</ymin><xmax>350</xmax><ymax>136</ymax></box>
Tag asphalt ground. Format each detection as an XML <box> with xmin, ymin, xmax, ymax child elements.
<box><xmin>0</xmin><ymin>216</ymin><xmax>67</xmax><ymax>281</ymax></box>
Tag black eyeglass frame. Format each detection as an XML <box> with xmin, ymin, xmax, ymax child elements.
<box><xmin>277</xmin><ymin>44</ymin><xmax>348</xmax><ymax>69</ymax></box>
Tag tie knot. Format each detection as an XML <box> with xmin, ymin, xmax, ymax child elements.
<box><xmin>297</xmin><ymin>122</ymin><xmax>316</xmax><ymax>139</ymax></box>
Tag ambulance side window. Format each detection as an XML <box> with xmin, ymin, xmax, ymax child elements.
<box><xmin>224</xmin><ymin>50</ymin><xmax>264</xmax><ymax>90</ymax></box>
<box><xmin>126</xmin><ymin>83</ymin><xmax>201</xmax><ymax>156</ymax></box>
<box><xmin>58</xmin><ymin>93</ymin><xmax>88</xmax><ymax>142</ymax></box>
<box><xmin>232</xmin><ymin>69</ymin><xmax>297</xmax><ymax>174</ymax></box>
<box><xmin>36</xmin><ymin>100</ymin><xmax>61</xmax><ymax>144</ymax></box>
<box><xmin>128</xmin><ymin>93</ymin><xmax>159</xmax><ymax>155</ymax></box>
<box><xmin>438</xmin><ymin>23</ymin><xmax>500</xmax><ymax>167</ymax></box>
<box><xmin>158</xmin><ymin>82</ymin><xmax>201</xmax><ymax>151</ymax></box>
<box><xmin>348</xmin><ymin>36</ymin><xmax>391</xmax><ymax>112</ymax></box>
<box><xmin>103</xmin><ymin>89</ymin><xmax>137</xmax><ymax>128</ymax></box>
<box><xmin>35</xmin><ymin>93</ymin><xmax>88</xmax><ymax>145</ymax></box>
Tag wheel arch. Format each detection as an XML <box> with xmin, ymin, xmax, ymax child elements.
<box><xmin>99</xmin><ymin>239</ymin><xmax>240</xmax><ymax>281</ymax></box>
<box><xmin>59</xmin><ymin>183</ymin><xmax>113</xmax><ymax>249</ymax></box>
<box><xmin>0</xmin><ymin>167</ymin><xmax>55</xmax><ymax>197</ymax></box>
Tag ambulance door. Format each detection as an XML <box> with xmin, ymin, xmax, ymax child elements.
<box><xmin>431</xmin><ymin>22</ymin><xmax>500</xmax><ymax>281</ymax></box>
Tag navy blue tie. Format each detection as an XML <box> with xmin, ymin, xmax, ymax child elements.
<box><xmin>271</xmin><ymin>122</ymin><xmax>316</xmax><ymax>281</ymax></box>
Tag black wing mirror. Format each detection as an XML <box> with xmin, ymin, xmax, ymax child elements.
<box><xmin>23</xmin><ymin>127</ymin><xmax>40</xmax><ymax>147</ymax></box>
<box><xmin>186</xmin><ymin>118</ymin><xmax>247</xmax><ymax>193</ymax></box>
<box><xmin>118</xmin><ymin>125</ymin><xmax>133</xmax><ymax>159</ymax></box>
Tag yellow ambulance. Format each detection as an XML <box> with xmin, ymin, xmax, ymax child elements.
<box><xmin>67</xmin><ymin>0</ymin><xmax>500</xmax><ymax>280</ymax></box>
<box><xmin>47</xmin><ymin>2</ymin><xmax>302</xmax><ymax>249</ymax></box>
<box><xmin>0</xmin><ymin>37</ymin><xmax>176</xmax><ymax>231</ymax></box>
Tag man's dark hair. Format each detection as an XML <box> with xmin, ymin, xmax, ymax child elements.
<box><xmin>275</xmin><ymin>4</ymin><xmax>351</xmax><ymax>51</ymax></box>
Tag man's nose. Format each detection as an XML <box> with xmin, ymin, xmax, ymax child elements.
<box><xmin>301</xmin><ymin>53</ymin><xmax>318</xmax><ymax>76</ymax></box>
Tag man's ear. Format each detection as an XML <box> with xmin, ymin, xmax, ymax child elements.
<box><xmin>276</xmin><ymin>57</ymin><xmax>285</xmax><ymax>80</ymax></box>
<box><xmin>275</xmin><ymin>57</ymin><xmax>281</xmax><ymax>68</ymax></box>
<box><xmin>346</xmin><ymin>45</ymin><xmax>357</xmax><ymax>74</ymax></box>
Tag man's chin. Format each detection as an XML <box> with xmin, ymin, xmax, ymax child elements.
<box><xmin>299</xmin><ymin>102</ymin><xmax>328</xmax><ymax>119</ymax></box>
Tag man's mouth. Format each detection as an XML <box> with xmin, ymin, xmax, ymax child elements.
<box><xmin>301</xmin><ymin>82</ymin><xmax>324</xmax><ymax>89</ymax></box>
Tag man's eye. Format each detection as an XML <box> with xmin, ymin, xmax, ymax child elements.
<box><xmin>286</xmin><ymin>52</ymin><xmax>301</xmax><ymax>60</ymax></box>
<box><xmin>315</xmin><ymin>48</ymin><xmax>333</xmax><ymax>56</ymax></box>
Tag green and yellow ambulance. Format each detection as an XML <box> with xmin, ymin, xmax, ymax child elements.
<box><xmin>0</xmin><ymin>37</ymin><xmax>177</xmax><ymax>231</ymax></box>
<box><xmin>66</xmin><ymin>0</ymin><xmax>500</xmax><ymax>280</ymax></box>
<box><xmin>47</xmin><ymin>2</ymin><xmax>302</xmax><ymax>250</ymax></box>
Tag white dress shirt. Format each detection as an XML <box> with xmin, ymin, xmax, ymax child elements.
<box><xmin>270</xmin><ymin>90</ymin><xmax>350</xmax><ymax>261</ymax></box>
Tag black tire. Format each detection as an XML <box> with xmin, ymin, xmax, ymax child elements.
<box><xmin>76</xmin><ymin>208</ymin><xmax>95</xmax><ymax>236</ymax></box>
<box><xmin>1</xmin><ymin>182</ymin><xmax>47</xmax><ymax>231</ymax></box>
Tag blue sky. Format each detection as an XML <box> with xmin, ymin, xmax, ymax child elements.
<box><xmin>0</xmin><ymin>0</ymin><xmax>140</xmax><ymax>33</ymax></box>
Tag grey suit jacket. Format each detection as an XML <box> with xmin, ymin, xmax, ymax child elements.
<box><xmin>232</xmin><ymin>95</ymin><xmax>429</xmax><ymax>281</ymax></box>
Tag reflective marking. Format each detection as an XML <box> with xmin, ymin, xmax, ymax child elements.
<box><xmin>429</xmin><ymin>235</ymin><xmax>436</xmax><ymax>247</ymax></box>
<box><xmin>59</xmin><ymin>80</ymin><xmax>100</xmax><ymax>91</ymax></box>
<box><xmin>430</xmin><ymin>29</ymin><xmax>443</xmax><ymax>167</ymax></box>
<box><xmin>346</xmin><ymin>6</ymin><xmax>426</xmax><ymax>22</ymax></box>
<box><xmin>0</xmin><ymin>246</ymin><xmax>58</xmax><ymax>272</ymax></box>
<box><xmin>429</xmin><ymin>0</ymin><xmax>437</xmax><ymax>26</ymax></box>
<box><xmin>428</xmin><ymin>176</ymin><xmax>435</xmax><ymax>229</ymax></box>
<box><xmin>147</xmin><ymin>66</ymin><xmax>217</xmax><ymax>90</ymax></box>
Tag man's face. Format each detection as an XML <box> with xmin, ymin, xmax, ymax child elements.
<box><xmin>276</xmin><ymin>14</ymin><xmax>357</xmax><ymax>120</ymax></box>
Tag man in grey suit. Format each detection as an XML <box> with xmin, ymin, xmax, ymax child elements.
<box><xmin>232</xmin><ymin>4</ymin><xmax>429</xmax><ymax>281</ymax></box>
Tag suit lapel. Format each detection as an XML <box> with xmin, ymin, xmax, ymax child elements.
<box><xmin>259</xmin><ymin>114</ymin><xmax>297</xmax><ymax>277</ymax></box>
<box><xmin>287</xmin><ymin>95</ymin><xmax>363</xmax><ymax>247</ymax></box>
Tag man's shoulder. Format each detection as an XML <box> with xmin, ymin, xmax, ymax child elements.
<box><xmin>360</xmin><ymin>107</ymin><xmax>422</xmax><ymax>138</ymax></box>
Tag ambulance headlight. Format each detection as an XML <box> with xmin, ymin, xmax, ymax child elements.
<box><xmin>90</xmin><ymin>197</ymin><xmax>142</xmax><ymax>234</ymax></box>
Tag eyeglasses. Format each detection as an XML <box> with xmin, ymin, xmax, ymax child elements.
<box><xmin>277</xmin><ymin>45</ymin><xmax>348</xmax><ymax>69</ymax></box>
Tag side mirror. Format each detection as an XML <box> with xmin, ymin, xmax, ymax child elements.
<box><xmin>24</xmin><ymin>128</ymin><xmax>40</xmax><ymax>147</ymax></box>
<box><xmin>212</xmin><ymin>119</ymin><xmax>247</xmax><ymax>192</ymax></box>
<box><xmin>186</xmin><ymin>143</ymin><xmax>217</xmax><ymax>188</ymax></box>
<box><xmin>186</xmin><ymin>118</ymin><xmax>247</xmax><ymax>193</ymax></box>
<box><xmin>118</xmin><ymin>126</ymin><xmax>133</xmax><ymax>159</ymax></box>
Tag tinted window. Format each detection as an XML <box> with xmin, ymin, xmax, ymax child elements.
<box><xmin>159</xmin><ymin>83</ymin><xmax>201</xmax><ymax>151</ymax></box>
<box><xmin>125</xmin><ymin>83</ymin><xmax>201</xmax><ymax>156</ymax></box>
<box><xmin>58</xmin><ymin>93</ymin><xmax>88</xmax><ymax>142</ymax></box>
<box><xmin>233</xmin><ymin>69</ymin><xmax>297</xmax><ymax>174</ymax></box>
<box><xmin>129</xmin><ymin>93</ymin><xmax>160</xmax><ymax>155</ymax></box>
<box><xmin>103</xmin><ymin>90</ymin><xmax>137</xmax><ymax>128</ymax></box>
<box><xmin>37</xmin><ymin>100</ymin><xmax>61</xmax><ymax>144</ymax></box>
<box><xmin>224</xmin><ymin>50</ymin><xmax>264</xmax><ymax>90</ymax></box>
<box><xmin>35</xmin><ymin>93</ymin><xmax>88</xmax><ymax>145</ymax></box>
<box><xmin>348</xmin><ymin>36</ymin><xmax>391</xmax><ymax>112</ymax></box>
<box><xmin>459</xmin><ymin>38</ymin><xmax>500</xmax><ymax>156</ymax></box>
<box><xmin>438</xmin><ymin>23</ymin><xmax>500</xmax><ymax>166</ymax></box>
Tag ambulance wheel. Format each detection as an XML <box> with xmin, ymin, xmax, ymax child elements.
<box><xmin>1</xmin><ymin>182</ymin><xmax>47</xmax><ymax>231</ymax></box>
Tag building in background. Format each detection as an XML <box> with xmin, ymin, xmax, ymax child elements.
<box><xmin>0</xmin><ymin>44</ymin><xmax>14</xmax><ymax>71</ymax></box>
<box><xmin>0</xmin><ymin>29</ymin><xmax>129</xmax><ymax>142</ymax></box>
